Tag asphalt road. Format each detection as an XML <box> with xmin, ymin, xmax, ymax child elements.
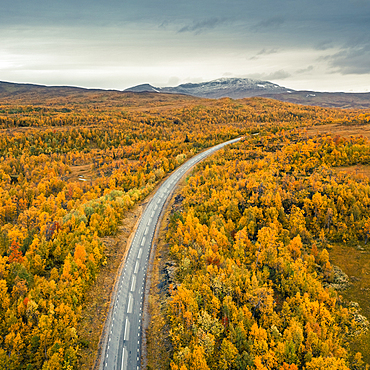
<box><xmin>100</xmin><ymin>136</ymin><xmax>242</xmax><ymax>370</ymax></box>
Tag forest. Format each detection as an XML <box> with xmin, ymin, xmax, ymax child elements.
<box><xmin>152</xmin><ymin>128</ymin><xmax>370</xmax><ymax>370</ymax></box>
<box><xmin>0</xmin><ymin>88</ymin><xmax>369</xmax><ymax>369</ymax></box>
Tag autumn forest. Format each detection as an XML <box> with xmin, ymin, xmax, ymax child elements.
<box><xmin>0</xmin><ymin>87</ymin><xmax>370</xmax><ymax>369</ymax></box>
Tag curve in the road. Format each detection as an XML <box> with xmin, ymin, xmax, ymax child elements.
<box><xmin>100</xmin><ymin>136</ymin><xmax>242</xmax><ymax>370</ymax></box>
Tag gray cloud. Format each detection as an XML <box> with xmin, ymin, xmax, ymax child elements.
<box><xmin>246</xmin><ymin>70</ymin><xmax>291</xmax><ymax>80</ymax></box>
<box><xmin>296</xmin><ymin>66</ymin><xmax>314</xmax><ymax>74</ymax></box>
<box><xmin>250</xmin><ymin>48</ymin><xmax>279</xmax><ymax>60</ymax></box>
<box><xmin>257</xmin><ymin>48</ymin><xmax>279</xmax><ymax>55</ymax></box>
<box><xmin>1</xmin><ymin>0</ymin><xmax>370</xmax><ymax>91</ymax></box>
<box><xmin>252</xmin><ymin>16</ymin><xmax>285</xmax><ymax>32</ymax></box>
<box><xmin>328</xmin><ymin>44</ymin><xmax>370</xmax><ymax>74</ymax></box>
<box><xmin>159</xmin><ymin>20</ymin><xmax>170</xmax><ymax>29</ymax></box>
<box><xmin>315</xmin><ymin>40</ymin><xmax>334</xmax><ymax>51</ymax></box>
<box><xmin>178</xmin><ymin>18</ymin><xmax>228</xmax><ymax>34</ymax></box>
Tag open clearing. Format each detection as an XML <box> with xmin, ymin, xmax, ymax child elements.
<box><xmin>305</xmin><ymin>123</ymin><xmax>370</xmax><ymax>140</ymax></box>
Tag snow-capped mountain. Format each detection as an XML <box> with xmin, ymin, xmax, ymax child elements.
<box><xmin>124</xmin><ymin>78</ymin><xmax>294</xmax><ymax>99</ymax></box>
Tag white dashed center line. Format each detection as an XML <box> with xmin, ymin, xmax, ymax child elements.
<box><xmin>131</xmin><ymin>276</ymin><xmax>136</xmax><ymax>292</ymax></box>
<box><xmin>124</xmin><ymin>318</ymin><xmax>130</xmax><ymax>341</ymax></box>
<box><xmin>121</xmin><ymin>347</ymin><xmax>127</xmax><ymax>370</ymax></box>
<box><xmin>127</xmin><ymin>295</ymin><xmax>133</xmax><ymax>314</ymax></box>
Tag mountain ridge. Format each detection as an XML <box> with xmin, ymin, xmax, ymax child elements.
<box><xmin>125</xmin><ymin>77</ymin><xmax>370</xmax><ymax>108</ymax></box>
<box><xmin>0</xmin><ymin>79</ymin><xmax>369</xmax><ymax>109</ymax></box>
<box><xmin>125</xmin><ymin>77</ymin><xmax>294</xmax><ymax>99</ymax></box>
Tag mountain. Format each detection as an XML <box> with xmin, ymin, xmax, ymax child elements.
<box><xmin>125</xmin><ymin>78</ymin><xmax>370</xmax><ymax>109</ymax></box>
<box><xmin>125</xmin><ymin>77</ymin><xmax>293</xmax><ymax>99</ymax></box>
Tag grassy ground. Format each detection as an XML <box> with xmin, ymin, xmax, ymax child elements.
<box><xmin>305</xmin><ymin>123</ymin><xmax>370</xmax><ymax>140</ymax></box>
<box><xmin>329</xmin><ymin>243</ymin><xmax>370</xmax><ymax>365</ymax></box>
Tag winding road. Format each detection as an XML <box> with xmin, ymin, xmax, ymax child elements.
<box><xmin>100</xmin><ymin>136</ymin><xmax>242</xmax><ymax>370</ymax></box>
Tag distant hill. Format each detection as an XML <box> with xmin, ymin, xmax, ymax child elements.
<box><xmin>125</xmin><ymin>78</ymin><xmax>370</xmax><ymax>109</ymax></box>
<box><xmin>1</xmin><ymin>79</ymin><xmax>369</xmax><ymax>109</ymax></box>
<box><xmin>262</xmin><ymin>90</ymin><xmax>370</xmax><ymax>109</ymax></box>
<box><xmin>0</xmin><ymin>80</ymin><xmax>199</xmax><ymax>108</ymax></box>
<box><xmin>0</xmin><ymin>80</ymin><xmax>99</xmax><ymax>96</ymax></box>
<box><xmin>124</xmin><ymin>83</ymin><xmax>161</xmax><ymax>93</ymax></box>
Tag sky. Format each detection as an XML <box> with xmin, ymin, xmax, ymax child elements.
<box><xmin>1</xmin><ymin>0</ymin><xmax>370</xmax><ymax>92</ymax></box>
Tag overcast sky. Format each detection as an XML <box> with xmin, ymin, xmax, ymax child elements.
<box><xmin>1</xmin><ymin>0</ymin><xmax>369</xmax><ymax>92</ymax></box>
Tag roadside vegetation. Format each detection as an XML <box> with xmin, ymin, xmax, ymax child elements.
<box><xmin>153</xmin><ymin>127</ymin><xmax>370</xmax><ymax>369</ymax></box>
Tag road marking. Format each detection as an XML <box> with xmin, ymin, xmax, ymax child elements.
<box><xmin>131</xmin><ymin>275</ymin><xmax>136</xmax><ymax>292</ymax></box>
<box><xmin>141</xmin><ymin>237</ymin><xmax>146</xmax><ymax>246</ymax></box>
<box><xmin>154</xmin><ymin>204</ymin><xmax>158</xmax><ymax>210</ymax></box>
<box><xmin>138</xmin><ymin>248</ymin><xmax>142</xmax><ymax>259</ymax></box>
<box><xmin>124</xmin><ymin>318</ymin><xmax>130</xmax><ymax>341</ymax></box>
<box><xmin>127</xmin><ymin>295</ymin><xmax>133</xmax><ymax>314</ymax></box>
<box><xmin>134</xmin><ymin>260</ymin><xmax>139</xmax><ymax>274</ymax></box>
<box><xmin>151</xmin><ymin>211</ymin><xmax>155</xmax><ymax>217</ymax></box>
<box><xmin>144</xmin><ymin>226</ymin><xmax>149</xmax><ymax>235</ymax></box>
<box><xmin>121</xmin><ymin>347</ymin><xmax>127</xmax><ymax>370</ymax></box>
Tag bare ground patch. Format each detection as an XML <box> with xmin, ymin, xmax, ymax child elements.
<box><xmin>304</xmin><ymin>123</ymin><xmax>370</xmax><ymax>140</ymax></box>
<box><xmin>64</xmin><ymin>158</ymin><xmax>139</xmax><ymax>183</ymax></box>
<box><xmin>333</xmin><ymin>165</ymin><xmax>370</xmax><ymax>178</ymax></box>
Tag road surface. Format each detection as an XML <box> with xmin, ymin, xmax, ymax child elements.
<box><xmin>100</xmin><ymin>136</ymin><xmax>242</xmax><ymax>370</ymax></box>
